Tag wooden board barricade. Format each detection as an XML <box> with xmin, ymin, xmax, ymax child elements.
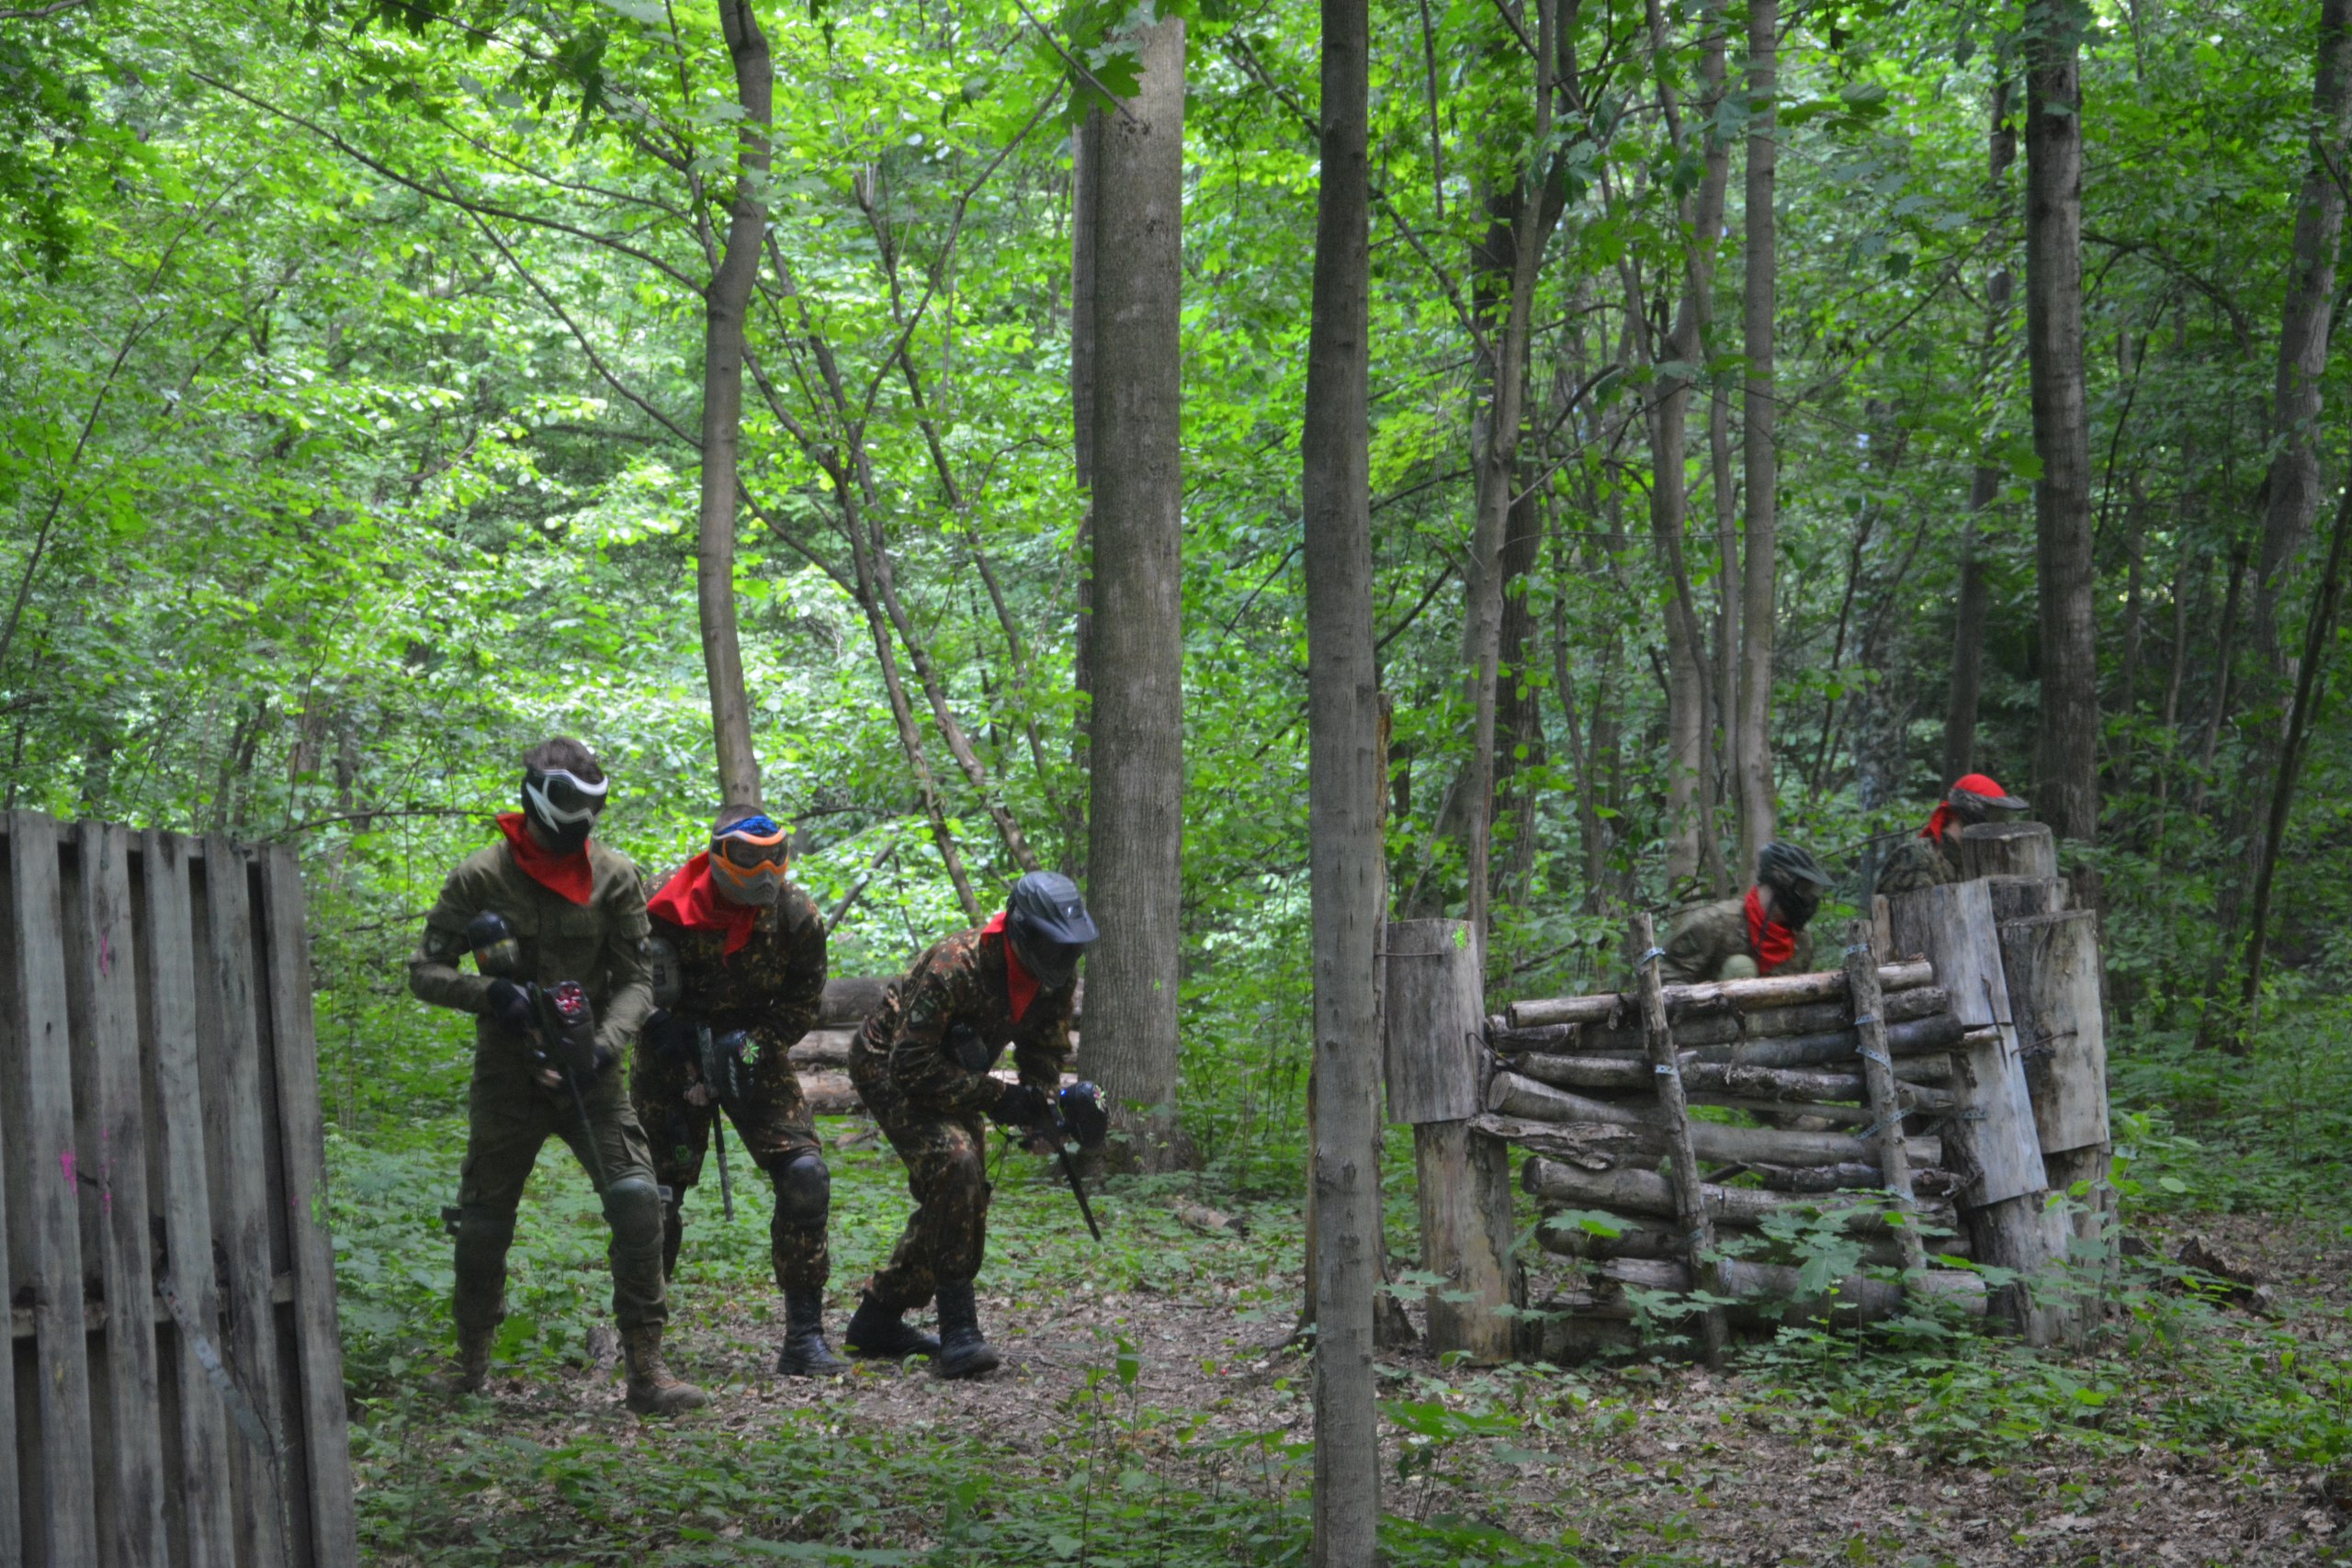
<box><xmin>1</xmin><ymin>813</ymin><xmax>357</xmax><ymax>1568</ymax></box>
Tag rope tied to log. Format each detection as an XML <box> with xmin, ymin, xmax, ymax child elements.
<box><xmin>1638</xmin><ymin>945</ymin><xmax>1666</xmax><ymax>967</ymax></box>
<box><xmin>1653</xmin><ymin>1063</ymin><xmax>1675</xmax><ymax>1076</ymax></box>
<box><xmin>1855</xmin><ymin>1044</ymin><xmax>1893</xmax><ymax>1067</ymax></box>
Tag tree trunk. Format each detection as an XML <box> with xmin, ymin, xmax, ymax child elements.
<box><xmin>2240</xmin><ymin>470</ymin><xmax>2352</xmax><ymax>1015</ymax></box>
<box><xmin>1943</xmin><ymin>73</ymin><xmax>2018</xmax><ymax>788</ymax></box>
<box><xmin>1069</xmin><ymin>108</ymin><xmax>1102</xmax><ymax>874</ymax></box>
<box><xmin>1455</xmin><ymin>0</ymin><xmax>1559</xmax><ymax>964</ymax></box>
<box><xmin>698</xmin><ymin>0</ymin><xmax>774</xmax><ymax>811</ymax></box>
<box><xmin>1735</xmin><ymin>0</ymin><xmax>1780</xmax><ymax>871</ymax></box>
<box><xmin>2250</xmin><ymin>0</ymin><xmax>2352</xmax><ymax>679</ymax></box>
<box><xmin>1302</xmin><ymin>0</ymin><xmax>1381</xmax><ymax>1543</ymax></box>
<box><xmin>2023</xmin><ymin>1</ymin><xmax>2100</xmax><ymax>865</ymax></box>
<box><xmin>1084</xmin><ymin>17</ymin><xmax>1190</xmax><ymax>1167</ymax></box>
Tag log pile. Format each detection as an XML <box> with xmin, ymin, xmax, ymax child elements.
<box><xmin>1485</xmin><ymin>926</ymin><xmax>1997</xmax><ymax>1355</ymax></box>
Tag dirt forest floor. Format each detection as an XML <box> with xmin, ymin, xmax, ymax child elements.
<box><xmin>348</xmin><ymin>1129</ymin><xmax>2352</xmax><ymax>1567</ymax></box>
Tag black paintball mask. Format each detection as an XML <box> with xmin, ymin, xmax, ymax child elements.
<box><xmin>521</xmin><ymin>764</ymin><xmax>606</xmax><ymax>855</ymax></box>
<box><xmin>1005</xmin><ymin>871</ymin><xmax>1099</xmax><ymax>989</ymax></box>
<box><xmin>1756</xmin><ymin>841</ymin><xmax>1834</xmax><ymax>931</ymax></box>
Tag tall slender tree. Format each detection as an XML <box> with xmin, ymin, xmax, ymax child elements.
<box><xmin>1083</xmin><ymin>15</ymin><xmax>1190</xmax><ymax>1166</ymax></box>
<box><xmin>2022</xmin><ymin>0</ymin><xmax>2099</xmax><ymax>868</ymax></box>
<box><xmin>1943</xmin><ymin>69</ymin><xmax>2018</xmax><ymax>788</ymax></box>
<box><xmin>698</xmin><ymin>0</ymin><xmax>773</xmax><ymax>810</ymax></box>
<box><xmin>1301</xmin><ymin>0</ymin><xmax>1380</xmax><ymax>1545</ymax></box>
<box><xmin>1734</xmin><ymin>0</ymin><xmax>1780</xmax><ymax>870</ymax></box>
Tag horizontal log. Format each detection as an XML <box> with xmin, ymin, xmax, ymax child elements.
<box><xmin>1487</xmin><ymin>1018</ymin><xmax>1580</xmax><ymax>1053</ymax></box>
<box><xmin>1685</xmin><ymin>1011</ymin><xmax>1968</xmax><ymax>1070</ymax></box>
<box><xmin>1487</xmin><ymin>1074</ymin><xmax>1939</xmax><ymax>1168</ymax></box>
<box><xmin>1510</xmin><ymin>1052</ymin><xmax>1954</xmax><ymax>1108</ymax></box>
<box><xmin>1523</xmin><ymin>1156</ymin><xmax>1957</xmax><ymax>1230</ymax></box>
<box><xmin>1536</xmin><ymin>1214</ymin><xmax>1972</xmax><ymax>1268</ymax></box>
<box><xmin>792</xmin><ymin>1024</ymin><xmax>1080</xmax><ymax>1071</ymax></box>
<box><xmin>1564</xmin><ymin>985</ymin><xmax>1952</xmax><ymax>1054</ymax></box>
<box><xmin>1506</xmin><ymin>961</ymin><xmax>1934</xmax><ymax>1031</ymax></box>
<box><xmin>1470</xmin><ymin>1113</ymin><xmax>1666</xmax><ymax>1169</ymax></box>
<box><xmin>1555</xmin><ymin>1257</ymin><xmax>1985</xmax><ymax>1325</ymax></box>
<box><xmin>802</xmin><ymin>1066</ymin><xmax>1078</xmax><ymax>1119</ymax></box>
<box><xmin>820</xmin><ymin>976</ymin><xmax>1084</xmax><ymax>1027</ymax></box>
<box><xmin>1748</xmin><ymin>1161</ymin><xmax>1964</xmax><ymax>1199</ymax></box>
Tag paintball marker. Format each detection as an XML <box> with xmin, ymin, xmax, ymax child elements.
<box><xmin>530</xmin><ymin>978</ymin><xmax>609</xmax><ymax>1192</ymax></box>
<box><xmin>694</xmin><ymin>1024</ymin><xmax>750</xmax><ymax>1221</ymax></box>
<box><xmin>998</xmin><ymin>1077</ymin><xmax>1109</xmax><ymax>1244</ymax></box>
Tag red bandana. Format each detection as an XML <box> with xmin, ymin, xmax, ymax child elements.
<box><xmin>647</xmin><ymin>852</ymin><xmax>758</xmax><ymax>958</ymax></box>
<box><xmin>1922</xmin><ymin>803</ymin><xmax>1957</xmax><ymax>843</ymax></box>
<box><xmin>495</xmin><ymin>812</ymin><xmax>594</xmax><ymax>906</ymax></box>
<box><xmin>1744</xmin><ymin>886</ymin><xmax>1797</xmax><ymax>976</ymax></box>
<box><xmin>982</xmin><ymin>911</ymin><xmax>1039</xmax><ymax>1022</ymax></box>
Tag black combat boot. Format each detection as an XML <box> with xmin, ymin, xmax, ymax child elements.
<box><xmin>776</xmin><ymin>1291</ymin><xmax>849</xmax><ymax>1377</ymax></box>
<box><xmin>842</xmin><ymin>1291</ymin><xmax>942</xmax><ymax>1360</ymax></box>
<box><xmin>933</xmin><ymin>1279</ymin><xmax>1000</xmax><ymax>1380</ymax></box>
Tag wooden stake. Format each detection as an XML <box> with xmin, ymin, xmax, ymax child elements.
<box><xmin>1842</xmin><ymin>919</ymin><xmax>1928</xmax><ymax>1285</ymax></box>
<box><xmin>1633</xmin><ymin>911</ymin><xmax>1727</xmax><ymax>1366</ymax></box>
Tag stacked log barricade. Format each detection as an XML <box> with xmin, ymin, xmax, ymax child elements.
<box><xmin>1477</xmin><ymin>914</ymin><xmax>2058</xmax><ymax>1362</ymax></box>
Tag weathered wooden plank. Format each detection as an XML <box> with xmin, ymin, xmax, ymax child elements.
<box><xmin>0</xmin><ymin>826</ymin><xmax>22</xmax><ymax>1568</ymax></box>
<box><xmin>1535</xmin><ymin>1213</ymin><xmax>1971</xmax><ymax>1268</ymax></box>
<box><xmin>260</xmin><ymin>845</ymin><xmax>359</xmax><ymax>1567</ymax></box>
<box><xmin>1844</xmin><ymin>919</ymin><xmax>1928</xmax><ymax>1284</ymax></box>
<box><xmin>1632</xmin><ymin>911</ymin><xmax>1725</xmax><ymax>1365</ymax></box>
<box><xmin>1382</xmin><ymin>919</ymin><xmax>1485</xmax><ymax>1124</ymax></box>
<box><xmin>1887</xmin><ymin>879</ymin><xmax>2049</xmax><ymax>1208</ymax></box>
<box><xmin>141</xmin><ymin>830</ymin><xmax>236</xmax><ymax>1568</ymax></box>
<box><xmin>1411</xmin><ymin>1122</ymin><xmax>1519</xmax><ymax>1362</ymax></box>
<box><xmin>1512</xmin><ymin>1014</ymin><xmax>1967</xmax><ymax>1088</ymax></box>
<box><xmin>1999</xmin><ymin>908</ymin><xmax>2109</xmax><ymax>1156</ymax></box>
<box><xmin>1564</xmin><ymin>1256</ymin><xmax>1986</xmax><ymax>1326</ymax></box>
<box><xmin>198</xmin><ymin>839</ymin><xmax>292</xmax><ymax>1568</ymax></box>
<box><xmin>1986</xmin><ymin>875</ymin><xmax>2066</xmax><ymax>924</ymax></box>
<box><xmin>1505</xmin><ymin>961</ymin><xmax>1935</xmax><ymax>1030</ymax></box>
<box><xmin>9</xmin><ymin>811</ymin><xmax>98</xmax><ymax>1568</ymax></box>
<box><xmin>1957</xmin><ymin>820</ymin><xmax>2058</xmax><ymax>880</ymax></box>
<box><xmin>69</xmin><ymin>821</ymin><xmax>169</xmax><ymax>1568</ymax></box>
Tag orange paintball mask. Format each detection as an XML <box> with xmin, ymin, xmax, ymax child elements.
<box><xmin>708</xmin><ymin>815</ymin><xmax>789</xmax><ymax>907</ymax></box>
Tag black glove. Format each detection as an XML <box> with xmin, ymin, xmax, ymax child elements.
<box><xmin>483</xmin><ymin>978</ymin><xmax>533</xmax><ymax>1035</ymax></box>
<box><xmin>991</xmin><ymin>1080</ymin><xmax>1050</xmax><ymax>1131</ymax></box>
<box><xmin>947</xmin><ymin>1021</ymin><xmax>1001</xmax><ymax>1074</ymax></box>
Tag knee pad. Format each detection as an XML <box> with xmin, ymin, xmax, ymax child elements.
<box><xmin>601</xmin><ymin>1177</ymin><xmax>663</xmax><ymax>1248</ymax></box>
<box><xmin>772</xmin><ymin>1152</ymin><xmax>831</xmax><ymax>1228</ymax></box>
<box><xmin>456</xmin><ymin>1204</ymin><xmax>516</xmax><ymax>1250</ymax></box>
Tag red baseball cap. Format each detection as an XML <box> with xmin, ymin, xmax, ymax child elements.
<box><xmin>1949</xmin><ymin>773</ymin><xmax>2027</xmax><ymax>810</ymax></box>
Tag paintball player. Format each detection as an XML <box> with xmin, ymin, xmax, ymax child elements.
<box><xmin>406</xmin><ymin>738</ymin><xmax>706</xmax><ymax>1416</ymax></box>
<box><xmin>1658</xmin><ymin>841</ymin><xmax>1834</xmax><ymax>984</ymax></box>
<box><xmin>633</xmin><ymin>806</ymin><xmax>845</xmax><ymax>1377</ymax></box>
<box><xmin>1873</xmin><ymin>773</ymin><xmax>2029</xmax><ymax>895</ymax></box>
<box><xmin>842</xmin><ymin>871</ymin><xmax>1097</xmax><ymax>1377</ymax></box>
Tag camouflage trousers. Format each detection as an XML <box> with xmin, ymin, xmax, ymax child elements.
<box><xmin>454</xmin><ymin>1043</ymin><xmax>667</xmax><ymax>1334</ymax></box>
<box><xmin>848</xmin><ymin>1046</ymin><xmax>990</xmax><ymax>1310</ymax></box>
<box><xmin>632</xmin><ymin>1039</ymin><xmax>829</xmax><ymax>1294</ymax></box>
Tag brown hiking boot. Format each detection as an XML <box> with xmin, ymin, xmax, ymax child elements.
<box><xmin>443</xmin><ymin>1325</ymin><xmax>493</xmax><ymax>1395</ymax></box>
<box><xmin>621</xmin><ymin>1325</ymin><xmax>708</xmax><ymax>1416</ymax></box>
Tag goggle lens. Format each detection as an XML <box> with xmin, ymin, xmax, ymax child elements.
<box><xmin>716</xmin><ymin>831</ymin><xmax>787</xmax><ymax>870</ymax></box>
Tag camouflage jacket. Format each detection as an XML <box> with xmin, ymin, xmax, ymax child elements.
<box><xmin>850</xmin><ymin>924</ymin><xmax>1076</xmax><ymax>1118</ymax></box>
<box><xmin>1873</xmin><ymin>832</ymin><xmax>1959</xmax><ymax>896</ymax></box>
<box><xmin>1657</xmin><ymin>896</ymin><xmax>1815</xmax><ymax>985</ymax></box>
<box><xmin>648</xmin><ymin>879</ymin><xmax>828</xmax><ymax>1077</ymax></box>
<box><xmin>407</xmin><ymin>836</ymin><xmax>654</xmax><ymax>1057</ymax></box>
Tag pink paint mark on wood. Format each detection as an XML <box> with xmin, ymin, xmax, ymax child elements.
<box><xmin>58</xmin><ymin>1148</ymin><xmax>76</xmax><ymax>1191</ymax></box>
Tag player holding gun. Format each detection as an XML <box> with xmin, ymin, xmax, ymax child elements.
<box><xmin>406</xmin><ymin>738</ymin><xmax>705</xmax><ymax>1416</ymax></box>
<box><xmin>632</xmin><ymin>806</ymin><xmax>844</xmax><ymax>1377</ymax></box>
<box><xmin>845</xmin><ymin>873</ymin><xmax>1099</xmax><ymax>1377</ymax></box>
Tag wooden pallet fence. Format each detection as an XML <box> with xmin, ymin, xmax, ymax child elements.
<box><xmin>1</xmin><ymin>813</ymin><xmax>356</xmax><ymax>1568</ymax></box>
<box><xmin>1477</xmin><ymin>923</ymin><xmax>2021</xmax><ymax>1361</ymax></box>
<box><xmin>1380</xmin><ymin>919</ymin><xmax>1518</xmax><ymax>1363</ymax></box>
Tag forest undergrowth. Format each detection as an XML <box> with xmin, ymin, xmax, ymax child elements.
<box><xmin>328</xmin><ymin>1003</ymin><xmax>2352</xmax><ymax>1566</ymax></box>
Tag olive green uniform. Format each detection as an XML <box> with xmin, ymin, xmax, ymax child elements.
<box><xmin>847</xmin><ymin>924</ymin><xmax>1075</xmax><ymax>1309</ymax></box>
<box><xmin>1658</xmin><ymin>896</ymin><xmax>1816</xmax><ymax>985</ymax></box>
<box><xmin>408</xmin><ymin>839</ymin><xmax>666</xmax><ymax>1337</ymax></box>
<box><xmin>632</xmin><ymin>881</ymin><xmax>830</xmax><ymax>1290</ymax></box>
<box><xmin>1873</xmin><ymin>833</ymin><xmax>1959</xmax><ymax>896</ymax></box>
